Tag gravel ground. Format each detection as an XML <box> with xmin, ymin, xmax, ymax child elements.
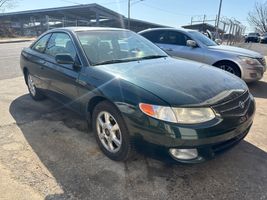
<box><xmin>0</xmin><ymin>42</ymin><xmax>267</xmax><ymax>200</ymax></box>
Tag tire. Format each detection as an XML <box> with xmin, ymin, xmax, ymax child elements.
<box><xmin>92</xmin><ymin>100</ymin><xmax>134</xmax><ymax>161</ymax></box>
<box><xmin>215</xmin><ymin>61</ymin><xmax>241</xmax><ymax>78</ymax></box>
<box><xmin>26</xmin><ymin>72</ymin><xmax>46</xmax><ymax>101</ymax></box>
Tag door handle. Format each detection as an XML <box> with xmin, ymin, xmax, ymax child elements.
<box><xmin>39</xmin><ymin>60</ymin><xmax>46</xmax><ymax>64</ymax></box>
<box><xmin>166</xmin><ymin>48</ymin><xmax>173</xmax><ymax>51</ymax></box>
<box><xmin>76</xmin><ymin>79</ymin><xmax>87</xmax><ymax>86</ymax></box>
<box><xmin>39</xmin><ymin>60</ymin><xmax>47</xmax><ymax>69</ymax></box>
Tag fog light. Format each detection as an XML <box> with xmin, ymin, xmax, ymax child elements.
<box><xmin>169</xmin><ymin>148</ymin><xmax>198</xmax><ymax>160</ymax></box>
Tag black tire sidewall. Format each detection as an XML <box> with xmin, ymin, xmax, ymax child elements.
<box><xmin>92</xmin><ymin>101</ymin><xmax>132</xmax><ymax>161</ymax></box>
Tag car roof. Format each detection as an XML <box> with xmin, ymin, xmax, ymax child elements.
<box><xmin>138</xmin><ymin>27</ymin><xmax>196</xmax><ymax>34</ymax></box>
<box><xmin>50</xmin><ymin>26</ymin><xmax>129</xmax><ymax>33</ymax></box>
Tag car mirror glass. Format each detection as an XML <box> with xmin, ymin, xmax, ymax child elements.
<box><xmin>55</xmin><ymin>54</ymin><xmax>75</xmax><ymax>65</ymax></box>
<box><xmin>186</xmin><ymin>40</ymin><xmax>198</xmax><ymax>48</ymax></box>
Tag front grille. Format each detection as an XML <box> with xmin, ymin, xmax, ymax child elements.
<box><xmin>257</xmin><ymin>57</ymin><xmax>266</xmax><ymax>67</ymax></box>
<box><xmin>212</xmin><ymin>91</ymin><xmax>251</xmax><ymax>117</ymax></box>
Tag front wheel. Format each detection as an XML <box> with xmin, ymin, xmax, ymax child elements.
<box><xmin>215</xmin><ymin>62</ymin><xmax>241</xmax><ymax>78</ymax></box>
<box><xmin>26</xmin><ymin>72</ymin><xmax>46</xmax><ymax>101</ymax></box>
<box><xmin>92</xmin><ymin>101</ymin><xmax>134</xmax><ymax>161</ymax></box>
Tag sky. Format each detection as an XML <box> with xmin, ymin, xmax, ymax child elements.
<box><xmin>4</xmin><ymin>0</ymin><xmax>267</xmax><ymax>33</ymax></box>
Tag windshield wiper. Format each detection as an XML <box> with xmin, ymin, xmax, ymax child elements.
<box><xmin>138</xmin><ymin>55</ymin><xmax>167</xmax><ymax>60</ymax></box>
<box><xmin>94</xmin><ymin>59</ymin><xmax>135</xmax><ymax>66</ymax></box>
<box><xmin>93</xmin><ymin>55</ymin><xmax>167</xmax><ymax>66</ymax></box>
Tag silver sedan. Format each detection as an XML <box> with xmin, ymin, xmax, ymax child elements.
<box><xmin>139</xmin><ymin>28</ymin><xmax>266</xmax><ymax>82</ymax></box>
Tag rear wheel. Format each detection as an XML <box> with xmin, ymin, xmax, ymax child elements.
<box><xmin>92</xmin><ymin>101</ymin><xmax>134</xmax><ymax>161</ymax></box>
<box><xmin>26</xmin><ymin>72</ymin><xmax>45</xmax><ymax>101</ymax></box>
<box><xmin>214</xmin><ymin>61</ymin><xmax>241</xmax><ymax>78</ymax></box>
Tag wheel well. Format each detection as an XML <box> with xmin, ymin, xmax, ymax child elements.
<box><xmin>86</xmin><ymin>96</ymin><xmax>111</xmax><ymax>128</ymax></box>
<box><xmin>212</xmin><ymin>60</ymin><xmax>242</xmax><ymax>77</ymax></box>
<box><xmin>23</xmin><ymin>67</ymin><xmax>29</xmax><ymax>85</ymax></box>
<box><xmin>87</xmin><ymin>96</ymin><xmax>107</xmax><ymax>113</ymax></box>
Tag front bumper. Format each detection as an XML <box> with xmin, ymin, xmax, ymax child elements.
<box><xmin>124</xmin><ymin>93</ymin><xmax>255</xmax><ymax>163</ymax></box>
<box><xmin>241</xmin><ymin>64</ymin><xmax>265</xmax><ymax>82</ymax></box>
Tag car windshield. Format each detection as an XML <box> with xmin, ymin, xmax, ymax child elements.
<box><xmin>188</xmin><ymin>31</ymin><xmax>218</xmax><ymax>46</ymax></box>
<box><xmin>76</xmin><ymin>30</ymin><xmax>167</xmax><ymax>66</ymax></box>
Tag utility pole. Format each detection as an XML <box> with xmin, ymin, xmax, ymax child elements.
<box><xmin>202</xmin><ymin>15</ymin><xmax>206</xmax><ymax>32</ymax></box>
<box><xmin>128</xmin><ymin>0</ymin><xmax>143</xmax><ymax>30</ymax></box>
<box><xmin>215</xmin><ymin>0</ymin><xmax>223</xmax><ymax>38</ymax></box>
<box><xmin>128</xmin><ymin>0</ymin><xmax>131</xmax><ymax>29</ymax></box>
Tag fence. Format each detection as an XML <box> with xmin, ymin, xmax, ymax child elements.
<box><xmin>190</xmin><ymin>15</ymin><xmax>246</xmax><ymax>45</ymax></box>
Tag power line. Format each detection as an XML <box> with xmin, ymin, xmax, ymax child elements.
<box><xmin>101</xmin><ymin>0</ymin><xmax>128</xmax><ymax>6</ymax></box>
<box><xmin>140</xmin><ymin>2</ymin><xmax>196</xmax><ymax>17</ymax></box>
<box><xmin>60</xmin><ymin>0</ymin><xmax>82</xmax><ymax>5</ymax></box>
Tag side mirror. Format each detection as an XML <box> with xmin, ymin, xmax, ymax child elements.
<box><xmin>55</xmin><ymin>54</ymin><xmax>75</xmax><ymax>65</ymax></box>
<box><xmin>215</xmin><ymin>39</ymin><xmax>222</xmax><ymax>45</ymax></box>
<box><xmin>186</xmin><ymin>40</ymin><xmax>198</xmax><ymax>48</ymax></box>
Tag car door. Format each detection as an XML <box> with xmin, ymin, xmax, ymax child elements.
<box><xmin>156</xmin><ymin>30</ymin><xmax>205</xmax><ymax>62</ymax></box>
<box><xmin>42</xmin><ymin>32</ymin><xmax>81</xmax><ymax>111</ymax></box>
<box><xmin>23</xmin><ymin>33</ymin><xmax>52</xmax><ymax>91</ymax></box>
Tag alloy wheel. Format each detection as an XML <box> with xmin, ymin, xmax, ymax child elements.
<box><xmin>28</xmin><ymin>74</ymin><xmax>36</xmax><ymax>96</ymax></box>
<box><xmin>96</xmin><ymin>111</ymin><xmax>122</xmax><ymax>153</ymax></box>
<box><xmin>219</xmin><ymin>65</ymin><xmax>236</xmax><ymax>75</ymax></box>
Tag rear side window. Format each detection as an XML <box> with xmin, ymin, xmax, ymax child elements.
<box><xmin>141</xmin><ymin>30</ymin><xmax>167</xmax><ymax>43</ymax></box>
<box><xmin>45</xmin><ymin>33</ymin><xmax>76</xmax><ymax>60</ymax></box>
<box><xmin>32</xmin><ymin>34</ymin><xmax>51</xmax><ymax>53</ymax></box>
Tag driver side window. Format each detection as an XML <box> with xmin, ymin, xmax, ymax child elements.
<box><xmin>167</xmin><ymin>31</ymin><xmax>191</xmax><ymax>46</ymax></box>
<box><xmin>45</xmin><ymin>33</ymin><xmax>76</xmax><ymax>60</ymax></box>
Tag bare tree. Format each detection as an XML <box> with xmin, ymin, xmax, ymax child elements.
<box><xmin>0</xmin><ymin>0</ymin><xmax>18</xmax><ymax>37</ymax></box>
<box><xmin>248</xmin><ymin>1</ymin><xmax>267</xmax><ymax>33</ymax></box>
<box><xmin>0</xmin><ymin>0</ymin><xmax>17</xmax><ymax>11</ymax></box>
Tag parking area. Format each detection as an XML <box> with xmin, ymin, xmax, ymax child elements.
<box><xmin>0</xmin><ymin>41</ymin><xmax>267</xmax><ymax>200</ymax></box>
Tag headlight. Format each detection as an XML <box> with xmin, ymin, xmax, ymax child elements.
<box><xmin>139</xmin><ymin>103</ymin><xmax>177</xmax><ymax>123</ymax></box>
<box><xmin>172</xmin><ymin>107</ymin><xmax>216</xmax><ymax>124</ymax></box>
<box><xmin>239</xmin><ymin>56</ymin><xmax>261</xmax><ymax>66</ymax></box>
<box><xmin>139</xmin><ymin>103</ymin><xmax>216</xmax><ymax>124</ymax></box>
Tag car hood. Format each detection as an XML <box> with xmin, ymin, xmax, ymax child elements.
<box><xmin>208</xmin><ymin>45</ymin><xmax>262</xmax><ymax>58</ymax></box>
<box><xmin>98</xmin><ymin>57</ymin><xmax>247</xmax><ymax>106</ymax></box>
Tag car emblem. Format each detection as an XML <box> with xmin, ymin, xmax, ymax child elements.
<box><xmin>239</xmin><ymin>101</ymin><xmax>245</xmax><ymax>109</ymax></box>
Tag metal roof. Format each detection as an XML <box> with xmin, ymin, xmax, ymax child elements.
<box><xmin>0</xmin><ymin>4</ymin><xmax>123</xmax><ymax>20</ymax></box>
<box><xmin>0</xmin><ymin>4</ymin><xmax>168</xmax><ymax>33</ymax></box>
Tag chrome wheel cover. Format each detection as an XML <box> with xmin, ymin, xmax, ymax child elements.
<box><xmin>28</xmin><ymin>74</ymin><xmax>36</xmax><ymax>96</ymax></box>
<box><xmin>96</xmin><ymin>111</ymin><xmax>122</xmax><ymax>153</ymax></box>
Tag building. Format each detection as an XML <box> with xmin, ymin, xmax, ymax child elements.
<box><xmin>0</xmin><ymin>3</ymin><xmax>167</xmax><ymax>36</ymax></box>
